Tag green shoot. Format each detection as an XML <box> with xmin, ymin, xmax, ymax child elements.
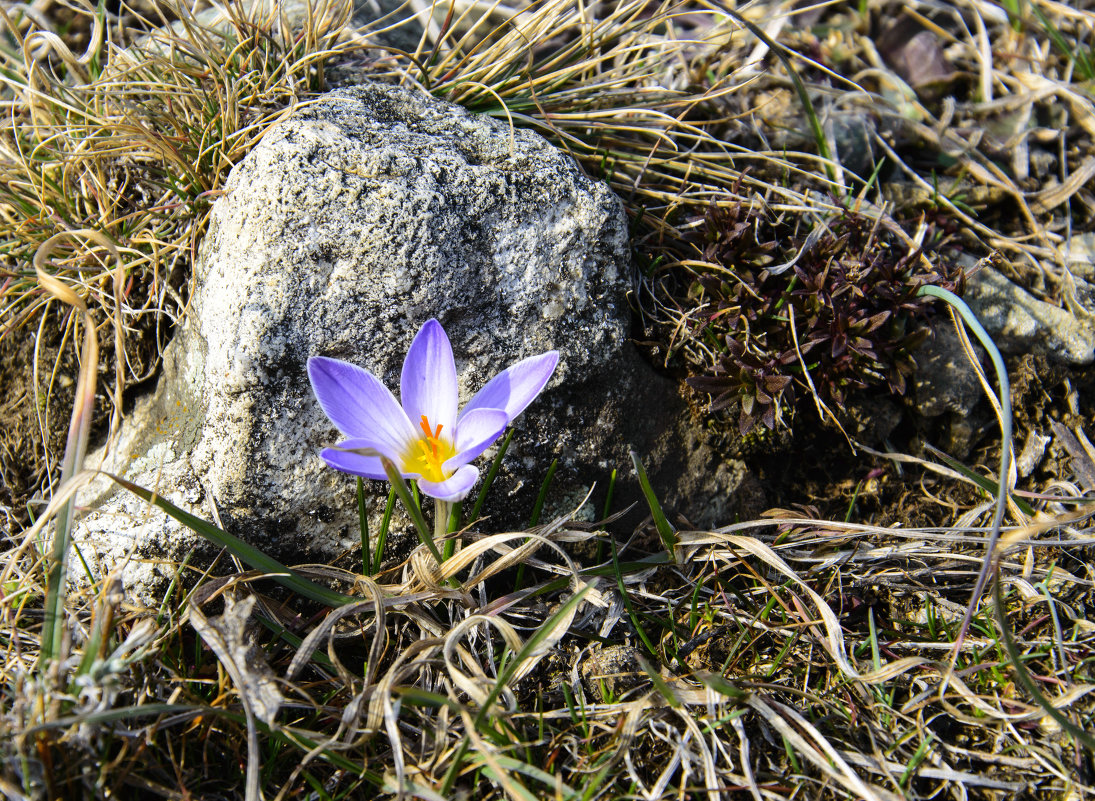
<box><xmin>357</xmin><ymin>477</ymin><xmax>370</xmax><ymax>576</ymax></box>
<box><xmin>630</xmin><ymin>450</ymin><xmax>677</xmax><ymax>563</ymax></box>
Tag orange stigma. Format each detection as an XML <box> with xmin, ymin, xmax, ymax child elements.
<box><xmin>403</xmin><ymin>415</ymin><xmax>456</xmax><ymax>483</ymax></box>
<box><xmin>419</xmin><ymin>415</ymin><xmax>444</xmax><ymax>458</ymax></box>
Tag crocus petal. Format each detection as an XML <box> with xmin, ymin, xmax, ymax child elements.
<box><xmin>444</xmin><ymin>408</ymin><xmax>509</xmax><ymax>472</ymax></box>
<box><xmin>418</xmin><ymin>464</ymin><xmax>480</xmax><ymax>502</ymax></box>
<box><xmin>308</xmin><ymin>356</ymin><xmax>418</xmax><ymax>456</ymax></box>
<box><xmin>319</xmin><ymin>438</ymin><xmax>397</xmax><ymax>480</ymax></box>
<box><xmin>401</xmin><ymin>319</ymin><xmax>459</xmax><ymax>431</ymax></box>
<box><xmin>459</xmin><ymin>351</ymin><xmax>559</xmax><ymax>422</ymax></box>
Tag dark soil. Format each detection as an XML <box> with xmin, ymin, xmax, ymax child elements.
<box><xmin>0</xmin><ymin>308</ymin><xmax>87</xmax><ymax>528</ymax></box>
<box><xmin>1</xmin><ymin>307</ymin><xmax>132</xmax><ymax>530</ymax></box>
<box><xmin>679</xmin><ymin>347</ymin><xmax>1095</xmax><ymax>532</ymax></box>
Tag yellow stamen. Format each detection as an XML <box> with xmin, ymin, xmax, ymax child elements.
<box><xmin>402</xmin><ymin>414</ymin><xmax>457</xmax><ymax>483</ymax></box>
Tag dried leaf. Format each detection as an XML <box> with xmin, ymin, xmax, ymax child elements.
<box><xmin>191</xmin><ymin>595</ymin><xmax>283</xmax><ymax>726</ymax></box>
<box><xmin>877</xmin><ymin>17</ymin><xmax>955</xmax><ymax>89</ymax></box>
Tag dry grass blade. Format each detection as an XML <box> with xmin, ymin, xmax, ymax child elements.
<box><xmin>681</xmin><ymin>530</ymin><xmax>930</xmax><ymax>684</ymax></box>
<box><xmin>0</xmin><ymin>0</ymin><xmax>372</xmax><ymax>525</ymax></box>
<box><xmin>284</xmin><ymin>584</ymin><xmax>386</xmax><ymax>682</ymax></box>
<box><xmin>1048</xmin><ymin>419</ymin><xmax>1095</xmax><ymax>493</ymax></box>
<box><xmin>32</xmin><ymin>231</ymin><xmax>119</xmax><ymax>668</ymax></box>
<box><xmin>746</xmin><ymin>696</ymin><xmax>888</xmax><ymax>801</ymax></box>
<box><xmin>189</xmin><ymin>595</ymin><xmax>283</xmax><ymax>801</ymax></box>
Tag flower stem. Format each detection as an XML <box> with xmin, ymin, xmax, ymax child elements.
<box><xmin>356</xmin><ymin>477</ymin><xmax>370</xmax><ymax>576</ymax></box>
<box><xmin>434</xmin><ymin>498</ymin><xmax>451</xmax><ymax>561</ymax></box>
<box><xmin>442</xmin><ymin>502</ymin><xmax>460</xmax><ymax>560</ymax></box>
<box><xmin>380</xmin><ymin>458</ymin><xmax>443</xmax><ymax>566</ymax></box>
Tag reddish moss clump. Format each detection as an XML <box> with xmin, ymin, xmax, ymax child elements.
<box><xmin>686</xmin><ymin>200</ymin><xmax>963</xmax><ymax>434</ymax></box>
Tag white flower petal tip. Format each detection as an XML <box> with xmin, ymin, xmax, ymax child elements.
<box><xmin>448</xmin><ymin>408</ymin><xmax>509</xmax><ymax>470</ymax></box>
<box><xmin>320</xmin><ymin>439</ymin><xmax>391</xmax><ymax>480</ymax></box>
<box><xmin>460</xmin><ymin>350</ymin><xmax>559</xmax><ymax>422</ymax></box>
<box><xmin>418</xmin><ymin>465</ymin><xmax>480</xmax><ymax>502</ymax></box>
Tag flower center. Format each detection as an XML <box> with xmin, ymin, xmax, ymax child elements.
<box><xmin>403</xmin><ymin>415</ymin><xmax>457</xmax><ymax>484</ymax></box>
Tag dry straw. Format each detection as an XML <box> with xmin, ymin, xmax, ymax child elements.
<box><xmin>1</xmin><ymin>0</ymin><xmax>1093</xmax><ymax>798</ymax></box>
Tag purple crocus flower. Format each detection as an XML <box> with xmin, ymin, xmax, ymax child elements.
<box><xmin>308</xmin><ymin>319</ymin><xmax>558</xmax><ymax>502</ymax></box>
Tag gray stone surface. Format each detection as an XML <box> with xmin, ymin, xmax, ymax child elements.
<box><xmin>964</xmin><ymin>265</ymin><xmax>1095</xmax><ymax>365</ymax></box>
<box><xmin>912</xmin><ymin>317</ymin><xmax>984</xmax><ymax>420</ymax></box>
<box><xmin>1064</xmin><ymin>232</ymin><xmax>1095</xmax><ymax>279</ymax></box>
<box><xmin>579</xmin><ymin>644</ymin><xmax>645</xmax><ymax>702</ymax></box>
<box><xmin>75</xmin><ymin>83</ymin><xmax>742</xmax><ymax>601</ymax></box>
<box><xmin>910</xmin><ymin>317</ymin><xmax>987</xmax><ymax>457</ymax></box>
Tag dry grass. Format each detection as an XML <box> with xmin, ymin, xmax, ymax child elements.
<box><xmin>0</xmin><ymin>0</ymin><xmax>367</xmax><ymax>518</ymax></box>
<box><xmin>3</xmin><ymin>499</ymin><xmax>1093</xmax><ymax>798</ymax></box>
<box><xmin>1</xmin><ymin>0</ymin><xmax>1094</xmax><ymax>798</ymax></box>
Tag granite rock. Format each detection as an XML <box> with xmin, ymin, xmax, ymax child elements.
<box><xmin>909</xmin><ymin>317</ymin><xmax>987</xmax><ymax>457</ymax></box>
<box><xmin>74</xmin><ymin>83</ymin><xmax>742</xmax><ymax>601</ymax></box>
<box><xmin>912</xmin><ymin>317</ymin><xmax>984</xmax><ymax>420</ymax></box>
<box><xmin>964</xmin><ymin>265</ymin><xmax>1095</xmax><ymax>365</ymax></box>
<box><xmin>579</xmin><ymin>645</ymin><xmax>646</xmax><ymax>702</ymax></box>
